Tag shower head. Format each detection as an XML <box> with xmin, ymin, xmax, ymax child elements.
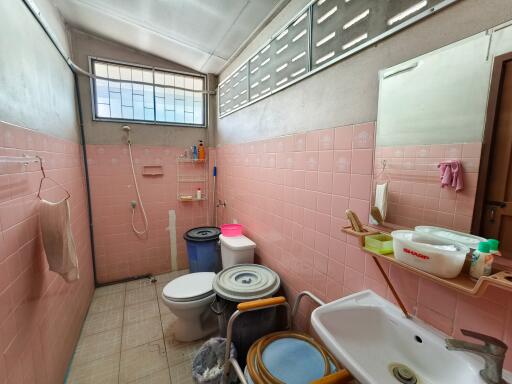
<box><xmin>122</xmin><ymin>125</ymin><xmax>132</xmax><ymax>144</ymax></box>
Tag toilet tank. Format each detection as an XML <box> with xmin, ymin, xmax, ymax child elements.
<box><xmin>219</xmin><ymin>234</ymin><xmax>256</xmax><ymax>267</ymax></box>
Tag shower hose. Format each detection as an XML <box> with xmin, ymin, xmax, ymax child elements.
<box><xmin>127</xmin><ymin>141</ymin><xmax>149</xmax><ymax>237</ymax></box>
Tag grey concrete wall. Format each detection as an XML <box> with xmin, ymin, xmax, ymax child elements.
<box><xmin>0</xmin><ymin>0</ymin><xmax>79</xmax><ymax>142</ymax></box>
<box><xmin>216</xmin><ymin>0</ymin><xmax>512</xmax><ymax>145</ymax></box>
<box><xmin>70</xmin><ymin>29</ymin><xmax>214</xmax><ymax>147</ymax></box>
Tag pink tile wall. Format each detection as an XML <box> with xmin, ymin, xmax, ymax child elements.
<box><xmin>374</xmin><ymin>143</ymin><xmax>482</xmax><ymax>231</ymax></box>
<box><xmin>0</xmin><ymin>121</ymin><xmax>94</xmax><ymax>384</ymax></box>
<box><xmin>86</xmin><ymin>145</ymin><xmax>209</xmax><ymax>283</ymax></box>
<box><xmin>215</xmin><ymin>123</ymin><xmax>512</xmax><ymax>370</ymax></box>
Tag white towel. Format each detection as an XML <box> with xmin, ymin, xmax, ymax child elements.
<box><xmin>39</xmin><ymin>198</ymin><xmax>79</xmax><ymax>282</ymax></box>
<box><xmin>374</xmin><ymin>182</ymin><xmax>389</xmax><ymax>221</ymax></box>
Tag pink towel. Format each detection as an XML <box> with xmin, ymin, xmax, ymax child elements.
<box><xmin>438</xmin><ymin>160</ymin><xmax>464</xmax><ymax>192</ymax></box>
<box><xmin>39</xmin><ymin>199</ymin><xmax>79</xmax><ymax>282</ymax></box>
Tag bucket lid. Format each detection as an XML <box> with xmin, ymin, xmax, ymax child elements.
<box><xmin>184</xmin><ymin>227</ymin><xmax>221</xmax><ymax>242</ymax></box>
<box><xmin>163</xmin><ymin>272</ymin><xmax>215</xmax><ymax>301</ymax></box>
<box><xmin>213</xmin><ymin>264</ymin><xmax>280</xmax><ymax>302</ymax></box>
<box><xmin>219</xmin><ymin>234</ymin><xmax>256</xmax><ymax>250</ymax></box>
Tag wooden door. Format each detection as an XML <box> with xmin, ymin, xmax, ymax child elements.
<box><xmin>480</xmin><ymin>54</ymin><xmax>512</xmax><ymax>259</ymax></box>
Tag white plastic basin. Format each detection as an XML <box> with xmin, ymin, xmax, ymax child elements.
<box><xmin>391</xmin><ymin>230</ymin><xmax>468</xmax><ymax>278</ymax></box>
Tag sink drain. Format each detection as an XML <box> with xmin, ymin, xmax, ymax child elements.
<box><xmin>389</xmin><ymin>363</ymin><xmax>418</xmax><ymax>384</ymax></box>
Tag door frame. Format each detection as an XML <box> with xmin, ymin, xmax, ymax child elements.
<box><xmin>472</xmin><ymin>52</ymin><xmax>512</xmax><ymax>234</ymax></box>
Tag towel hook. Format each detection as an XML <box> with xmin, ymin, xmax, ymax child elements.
<box><xmin>375</xmin><ymin>159</ymin><xmax>391</xmax><ymax>183</ymax></box>
<box><xmin>36</xmin><ymin>155</ymin><xmax>71</xmax><ymax>201</ymax></box>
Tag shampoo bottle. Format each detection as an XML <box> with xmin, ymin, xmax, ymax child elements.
<box><xmin>470</xmin><ymin>241</ymin><xmax>491</xmax><ymax>280</ymax></box>
<box><xmin>484</xmin><ymin>239</ymin><xmax>500</xmax><ymax>275</ymax></box>
<box><xmin>198</xmin><ymin>140</ymin><xmax>205</xmax><ymax>160</ymax></box>
<box><xmin>196</xmin><ymin>188</ymin><xmax>202</xmax><ymax>200</ymax></box>
<box><xmin>193</xmin><ymin>145</ymin><xmax>198</xmax><ymax>160</ymax></box>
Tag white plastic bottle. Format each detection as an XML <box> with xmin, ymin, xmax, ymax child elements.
<box><xmin>196</xmin><ymin>188</ymin><xmax>202</xmax><ymax>200</ymax></box>
<box><xmin>470</xmin><ymin>241</ymin><xmax>491</xmax><ymax>280</ymax></box>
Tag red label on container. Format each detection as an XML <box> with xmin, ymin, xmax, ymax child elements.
<box><xmin>403</xmin><ymin>248</ymin><xmax>430</xmax><ymax>260</ymax></box>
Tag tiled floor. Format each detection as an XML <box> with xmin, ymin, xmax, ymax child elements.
<box><xmin>66</xmin><ymin>270</ymin><xmax>208</xmax><ymax>384</ymax></box>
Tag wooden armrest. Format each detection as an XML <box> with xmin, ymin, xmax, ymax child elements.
<box><xmin>310</xmin><ymin>369</ymin><xmax>352</xmax><ymax>384</ymax></box>
<box><xmin>237</xmin><ymin>296</ymin><xmax>286</xmax><ymax>312</ymax></box>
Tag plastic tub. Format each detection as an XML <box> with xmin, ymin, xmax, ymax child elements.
<box><xmin>391</xmin><ymin>230</ymin><xmax>468</xmax><ymax>278</ymax></box>
<box><xmin>220</xmin><ymin>224</ymin><xmax>243</xmax><ymax>237</ymax></box>
<box><xmin>364</xmin><ymin>234</ymin><xmax>393</xmax><ymax>254</ymax></box>
<box><xmin>184</xmin><ymin>227</ymin><xmax>221</xmax><ymax>273</ymax></box>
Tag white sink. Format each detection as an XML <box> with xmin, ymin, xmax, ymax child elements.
<box><xmin>311</xmin><ymin>290</ymin><xmax>492</xmax><ymax>384</ymax></box>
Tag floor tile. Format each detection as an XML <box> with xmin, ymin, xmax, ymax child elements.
<box><xmin>126</xmin><ymin>368</ymin><xmax>171</xmax><ymax>384</ymax></box>
<box><xmin>154</xmin><ymin>270</ymin><xmax>188</xmax><ymax>286</ymax></box>
<box><xmin>126</xmin><ymin>277</ymin><xmax>156</xmax><ymax>291</ymax></box>
<box><xmin>124</xmin><ymin>300</ymin><xmax>160</xmax><ymax>325</ymax></box>
<box><xmin>125</xmin><ymin>285</ymin><xmax>156</xmax><ymax>306</ymax></box>
<box><xmin>169</xmin><ymin>360</ymin><xmax>195</xmax><ymax>384</ymax></box>
<box><xmin>81</xmin><ymin>308</ymin><xmax>123</xmax><ymax>336</ymax></box>
<box><xmin>93</xmin><ymin>283</ymin><xmax>126</xmax><ymax>298</ymax></box>
<box><xmin>67</xmin><ymin>353</ymin><xmax>120</xmax><ymax>384</ymax></box>
<box><xmin>122</xmin><ymin>316</ymin><xmax>163</xmax><ymax>350</ymax></box>
<box><xmin>165</xmin><ymin>337</ymin><xmax>204</xmax><ymax>368</ymax></box>
<box><xmin>88</xmin><ymin>291</ymin><xmax>125</xmax><ymax>314</ymax></box>
<box><xmin>73</xmin><ymin>328</ymin><xmax>122</xmax><ymax>365</ymax></box>
<box><xmin>119</xmin><ymin>339</ymin><xmax>168</xmax><ymax>384</ymax></box>
<box><xmin>160</xmin><ymin>313</ymin><xmax>178</xmax><ymax>338</ymax></box>
<box><xmin>157</xmin><ymin>292</ymin><xmax>172</xmax><ymax>315</ymax></box>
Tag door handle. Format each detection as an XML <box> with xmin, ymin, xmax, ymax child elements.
<box><xmin>487</xmin><ymin>201</ymin><xmax>506</xmax><ymax>208</ymax></box>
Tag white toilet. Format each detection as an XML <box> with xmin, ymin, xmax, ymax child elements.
<box><xmin>219</xmin><ymin>234</ymin><xmax>256</xmax><ymax>267</ymax></box>
<box><xmin>161</xmin><ymin>272</ymin><xmax>218</xmax><ymax>342</ymax></box>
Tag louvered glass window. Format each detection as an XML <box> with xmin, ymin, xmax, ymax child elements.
<box><xmin>219</xmin><ymin>0</ymin><xmax>455</xmax><ymax>118</ymax></box>
<box><xmin>92</xmin><ymin>59</ymin><xmax>206</xmax><ymax>127</ymax></box>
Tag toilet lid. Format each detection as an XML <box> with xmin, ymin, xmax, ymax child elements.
<box><xmin>163</xmin><ymin>272</ymin><xmax>216</xmax><ymax>302</ymax></box>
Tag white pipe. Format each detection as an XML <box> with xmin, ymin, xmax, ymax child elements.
<box><xmin>167</xmin><ymin>210</ymin><xmax>178</xmax><ymax>271</ymax></box>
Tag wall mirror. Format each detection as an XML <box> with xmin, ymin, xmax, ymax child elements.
<box><xmin>372</xmin><ymin>21</ymin><xmax>512</xmax><ymax>259</ymax></box>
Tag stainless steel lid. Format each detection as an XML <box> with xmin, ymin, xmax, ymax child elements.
<box><xmin>213</xmin><ymin>264</ymin><xmax>280</xmax><ymax>302</ymax></box>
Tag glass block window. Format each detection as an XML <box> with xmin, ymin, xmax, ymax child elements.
<box><xmin>92</xmin><ymin>59</ymin><xmax>206</xmax><ymax>127</ymax></box>
<box><xmin>219</xmin><ymin>0</ymin><xmax>456</xmax><ymax>118</ymax></box>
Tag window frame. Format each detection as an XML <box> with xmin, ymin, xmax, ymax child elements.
<box><xmin>89</xmin><ymin>56</ymin><xmax>208</xmax><ymax>128</ymax></box>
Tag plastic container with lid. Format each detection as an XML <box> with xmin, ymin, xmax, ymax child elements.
<box><xmin>211</xmin><ymin>264</ymin><xmax>281</xmax><ymax>365</ymax></box>
<box><xmin>184</xmin><ymin>227</ymin><xmax>221</xmax><ymax>273</ymax></box>
<box><xmin>392</xmin><ymin>230</ymin><xmax>468</xmax><ymax>278</ymax></box>
<box><xmin>219</xmin><ymin>234</ymin><xmax>256</xmax><ymax>267</ymax></box>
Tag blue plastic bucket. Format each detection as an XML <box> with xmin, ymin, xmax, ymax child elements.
<box><xmin>184</xmin><ymin>227</ymin><xmax>221</xmax><ymax>273</ymax></box>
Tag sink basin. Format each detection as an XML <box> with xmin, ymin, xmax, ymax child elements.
<box><xmin>312</xmin><ymin>290</ymin><xmax>489</xmax><ymax>384</ymax></box>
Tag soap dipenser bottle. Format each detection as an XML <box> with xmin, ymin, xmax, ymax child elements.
<box><xmin>198</xmin><ymin>140</ymin><xmax>205</xmax><ymax>160</ymax></box>
<box><xmin>470</xmin><ymin>241</ymin><xmax>494</xmax><ymax>280</ymax></box>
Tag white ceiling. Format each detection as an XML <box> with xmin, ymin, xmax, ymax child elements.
<box><xmin>52</xmin><ymin>0</ymin><xmax>285</xmax><ymax>74</ymax></box>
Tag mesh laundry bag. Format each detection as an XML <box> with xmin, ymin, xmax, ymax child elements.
<box><xmin>192</xmin><ymin>337</ymin><xmax>237</xmax><ymax>384</ymax></box>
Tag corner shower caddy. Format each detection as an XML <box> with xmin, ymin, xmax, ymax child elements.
<box><xmin>176</xmin><ymin>156</ymin><xmax>208</xmax><ymax>202</ymax></box>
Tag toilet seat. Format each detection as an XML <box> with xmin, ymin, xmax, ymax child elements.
<box><xmin>163</xmin><ymin>272</ymin><xmax>216</xmax><ymax>302</ymax></box>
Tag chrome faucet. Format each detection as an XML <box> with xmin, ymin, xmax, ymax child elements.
<box><xmin>446</xmin><ymin>329</ymin><xmax>508</xmax><ymax>384</ymax></box>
